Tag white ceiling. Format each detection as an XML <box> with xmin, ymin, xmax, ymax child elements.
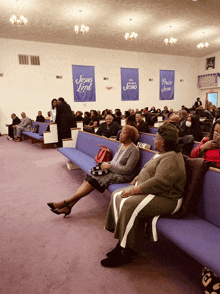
<box><xmin>1</xmin><ymin>0</ymin><xmax>220</xmax><ymax>57</ymax></box>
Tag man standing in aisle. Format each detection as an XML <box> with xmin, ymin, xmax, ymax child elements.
<box><xmin>56</xmin><ymin>97</ymin><xmax>76</xmax><ymax>147</ymax></box>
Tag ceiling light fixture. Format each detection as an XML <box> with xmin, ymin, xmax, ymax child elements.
<box><xmin>74</xmin><ymin>10</ymin><xmax>89</xmax><ymax>34</ymax></box>
<box><xmin>197</xmin><ymin>32</ymin><xmax>209</xmax><ymax>49</ymax></box>
<box><xmin>10</xmin><ymin>0</ymin><xmax>27</xmax><ymax>26</ymax></box>
<box><xmin>124</xmin><ymin>19</ymin><xmax>138</xmax><ymax>40</ymax></box>
<box><xmin>10</xmin><ymin>15</ymin><xmax>27</xmax><ymax>26</ymax></box>
<box><xmin>164</xmin><ymin>26</ymin><xmax>177</xmax><ymax>45</ymax></box>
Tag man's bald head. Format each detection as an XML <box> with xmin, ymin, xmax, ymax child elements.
<box><xmin>169</xmin><ymin>114</ymin><xmax>180</xmax><ymax>125</ymax></box>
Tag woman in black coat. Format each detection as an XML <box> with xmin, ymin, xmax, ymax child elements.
<box><xmin>55</xmin><ymin>97</ymin><xmax>76</xmax><ymax>147</ymax></box>
<box><xmin>179</xmin><ymin>115</ymin><xmax>203</xmax><ymax>142</ymax></box>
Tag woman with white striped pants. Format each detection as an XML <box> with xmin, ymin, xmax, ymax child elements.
<box><xmin>101</xmin><ymin>123</ymin><xmax>186</xmax><ymax>267</ymax></box>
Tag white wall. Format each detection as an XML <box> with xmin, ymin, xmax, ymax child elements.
<box><xmin>0</xmin><ymin>38</ymin><xmax>200</xmax><ymax>134</ymax></box>
<box><xmin>197</xmin><ymin>50</ymin><xmax>220</xmax><ymax>106</ymax></box>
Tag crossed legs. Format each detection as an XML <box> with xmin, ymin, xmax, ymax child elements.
<box><xmin>48</xmin><ymin>181</ymin><xmax>94</xmax><ymax>215</ymax></box>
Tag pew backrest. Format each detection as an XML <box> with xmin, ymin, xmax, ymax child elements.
<box><xmin>149</xmin><ymin>127</ymin><xmax>158</xmax><ymax>134</ymax></box>
<box><xmin>76</xmin><ymin>131</ymin><xmax>120</xmax><ymax>158</ymax></box>
<box><xmin>31</xmin><ymin>121</ymin><xmax>49</xmax><ymax>135</ymax></box>
<box><xmin>139</xmin><ymin>132</ymin><xmax>156</xmax><ymax>151</ymax></box>
<box><xmin>197</xmin><ymin>167</ymin><xmax>220</xmax><ymax>228</ymax></box>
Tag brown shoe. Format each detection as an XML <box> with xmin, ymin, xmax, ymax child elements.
<box><xmin>16</xmin><ymin>138</ymin><xmax>21</xmax><ymax>142</ymax></box>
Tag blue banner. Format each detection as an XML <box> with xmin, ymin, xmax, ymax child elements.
<box><xmin>121</xmin><ymin>68</ymin><xmax>139</xmax><ymax>101</ymax></box>
<box><xmin>72</xmin><ymin>65</ymin><xmax>96</xmax><ymax>102</ymax></box>
<box><xmin>160</xmin><ymin>70</ymin><xmax>175</xmax><ymax>100</ymax></box>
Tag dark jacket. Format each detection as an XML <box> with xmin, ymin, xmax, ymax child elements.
<box><xmin>12</xmin><ymin>117</ymin><xmax>21</xmax><ymax>126</ymax></box>
<box><xmin>114</xmin><ymin>116</ymin><xmax>122</xmax><ymax>126</ymax></box>
<box><xmin>83</xmin><ymin>117</ymin><xmax>91</xmax><ymax>126</ymax></box>
<box><xmin>8</xmin><ymin>117</ymin><xmax>21</xmax><ymax>138</ymax></box>
<box><xmin>195</xmin><ymin>101</ymin><xmax>202</xmax><ymax>107</ymax></box>
<box><xmin>36</xmin><ymin>115</ymin><xmax>45</xmax><ymax>122</ymax></box>
<box><xmin>96</xmin><ymin>122</ymin><xmax>120</xmax><ymax>138</ymax></box>
<box><xmin>137</xmin><ymin>120</ymin><xmax>149</xmax><ymax>133</ymax></box>
<box><xmin>56</xmin><ymin>102</ymin><xmax>76</xmax><ymax>146</ymax></box>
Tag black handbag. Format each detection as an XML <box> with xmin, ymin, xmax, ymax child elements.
<box><xmin>90</xmin><ymin>163</ymin><xmax>109</xmax><ymax>176</ymax></box>
<box><xmin>32</xmin><ymin>125</ymin><xmax>39</xmax><ymax>133</ymax></box>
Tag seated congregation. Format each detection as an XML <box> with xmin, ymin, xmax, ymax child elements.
<box><xmin>6</xmin><ymin>94</ymin><xmax>219</xmax><ymax>148</ymax></box>
<box><xmin>5</xmin><ymin>96</ymin><xmax>220</xmax><ymax>291</ymax></box>
<box><xmin>46</xmin><ymin>122</ymin><xmax>220</xmax><ymax>279</ymax></box>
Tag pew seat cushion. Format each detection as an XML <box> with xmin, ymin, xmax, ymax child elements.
<box><xmin>58</xmin><ymin>147</ymin><xmax>96</xmax><ymax>174</ymax></box>
<box><xmin>157</xmin><ymin>215</ymin><xmax>220</xmax><ymax>277</ymax></box>
<box><xmin>22</xmin><ymin>131</ymin><xmax>43</xmax><ymax>140</ymax></box>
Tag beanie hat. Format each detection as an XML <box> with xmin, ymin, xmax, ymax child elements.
<box><xmin>158</xmin><ymin>123</ymin><xmax>178</xmax><ymax>142</ymax></box>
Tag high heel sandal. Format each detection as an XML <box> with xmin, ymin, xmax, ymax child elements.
<box><xmin>50</xmin><ymin>201</ymin><xmax>72</xmax><ymax>218</ymax></box>
<box><xmin>47</xmin><ymin>202</ymin><xmax>56</xmax><ymax>210</ymax></box>
<box><xmin>47</xmin><ymin>200</ymin><xmax>68</xmax><ymax>210</ymax></box>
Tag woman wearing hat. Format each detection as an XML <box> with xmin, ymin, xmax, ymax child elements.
<box><xmin>101</xmin><ymin>123</ymin><xmax>186</xmax><ymax>267</ymax></box>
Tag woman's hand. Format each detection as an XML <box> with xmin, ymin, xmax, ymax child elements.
<box><xmin>200</xmin><ymin>140</ymin><xmax>218</xmax><ymax>153</ymax></box>
<box><xmin>130</xmin><ymin>177</ymin><xmax>138</xmax><ymax>186</ymax></box>
<box><xmin>121</xmin><ymin>188</ymin><xmax>133</xmax><ymax>198</ymax></box>
<box><xmin>101</xmin><ymin>162</ymin><xmax>111</xmax><ymax>170</ymax></box>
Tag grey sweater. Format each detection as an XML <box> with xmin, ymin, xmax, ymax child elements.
<box><xmin>137</xmin><ymin>151</ymin><xmax>186</xmax><ymax>199</ymax></box>
<box><xmin>109</xmin><ymin>144</ymin><xmax>140</xmax><ymax>176</ymax></box>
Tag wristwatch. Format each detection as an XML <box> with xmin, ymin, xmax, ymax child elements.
<box><xmin>130</xmin><ymin>187</ymin><xmax>135</xmax><ymax>195</ymax></box>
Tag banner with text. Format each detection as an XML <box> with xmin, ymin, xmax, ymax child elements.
<box><xmin>160</xmin><ymin>70</ymin><xmax>175</xmax><ymax>100</ymax></box>
<box><xmin>72</xmin><ymin>65</ymin><xmax>96</xmax><ymax>102</ymax></box>
<box><xmin>121</xmin><ymin>68</ymin><xmax>139</xmax><ymax>101</ymax></box>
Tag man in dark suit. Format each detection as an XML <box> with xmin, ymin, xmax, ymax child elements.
<box><xmin>56</xmin><ymin>97</ymin><xmax>76</xmax><ymax>147</ymax></box>
<box><xmin>135</xmin><ymin>112</ymin><xmax>150</xmax><ymax>133</ymax></box>
<box><xmin>195</xmin><ymin>97</ymin><xmax>202</xmax><ymax>108</ymax></box>
<box><xmin>96</xmin><ymin>115</ymin><xmax>120</xmax><ymax>138</ymax></box>
<box><xmin>6</xmin><ymin>113</ymin><xmax>21</xmax><ymax>140</ymax></box>
<box><xmin>36</xmin><ymin>111</ymin><xmax>45</xmax><ymax>122</ymax></box>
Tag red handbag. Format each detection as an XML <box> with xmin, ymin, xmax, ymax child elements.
<box><xmin>95</xmin><ymin>145</ymin><xmax>112</xmax><ymax>163</ymax></box>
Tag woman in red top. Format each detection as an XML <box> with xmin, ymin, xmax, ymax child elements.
<box><xmin>191</xmin><ymin>120</ymin><xmax>220</xmax><ymax>167</ymax></box>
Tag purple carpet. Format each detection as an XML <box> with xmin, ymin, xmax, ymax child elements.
<box><xmin>0</xmin><ymin>137</ymin><xmax>204</xmax><ymax>294</ymax></box>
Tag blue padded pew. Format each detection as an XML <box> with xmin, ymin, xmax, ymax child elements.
<box><xmin>22</xmin><ymin>121</ymin><xmax>49</xmax><ymax>140</ymax></box>
<box><xmin>22</xmin><ymin>121</ymin><xmax>56</xmax><ymax>148</ymax></box>
<box><xmin>58</xmin><ymin>130</ymin><xmax>220</xmax><ymax>276</ymax></box>
<box><xmin>58</xmin><ymin>130</ymin><xmax>156</xmax><ymax>192</ymax></box>
<box><xmin>149</xmin><ymin>127</ymin><xmax>158</xmax><ymax>134</ymax></box>
<box><xmin>139</xmin><ymin>132</ymin><xmax>156</xmax><ymax>151</ymax></box>
<box><xmin>157</xmin><ymin>167</ymin><xmax>220</xmax><ymax>277</ymax></box>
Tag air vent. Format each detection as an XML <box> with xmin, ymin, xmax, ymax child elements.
<box><xmin>0</xmin><ymin>73</ymin><xmax>3</xmax><ymax>77</ymax></box>
<box><xmin>30</xmin><ymin>55</ymin><xmax>40</xmax><ymax>66</ymax></box>
<box><xmin>149</xmin><ymin>79</ymin><xmax>153</xmax><ymax>81</ymax></box>
<box><xmin>56</xmin><ymin>76</ymin><xmax>63</xmax><ymax>79</ymax></box>
<box><xmin>180</xmin><ymin>79</ymin><xmax>184</xmax><ymax>82</ymax></box>
<box><xmin>18</xmin><ymin>54</ymin><xmax>29</xmax><ymax>65</ymax></box>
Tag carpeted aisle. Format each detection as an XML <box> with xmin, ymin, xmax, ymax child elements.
<box><xmin>0</xmin><ymin>137</ymin><xmax>204</xmax><ymax>294</ymax></box>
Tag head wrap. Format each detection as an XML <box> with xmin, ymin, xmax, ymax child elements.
<box><xmin>158</xmin><ymin>123</ymin><xmax>178</xmax><ymax>142</ymax></box>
